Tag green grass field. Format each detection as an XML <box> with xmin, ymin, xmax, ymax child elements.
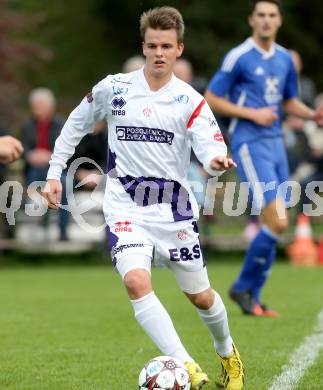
<box><xmin>0</xmin><ymin>257</ymin><xmax>323</xmax><ymax>390</ymax></box>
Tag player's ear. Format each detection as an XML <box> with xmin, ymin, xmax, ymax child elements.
<box><xmin>176</xmin><ymin>42</ymin><xmax>184</xmax><ymax>58</ymax></box>
<box><xmin>248</xmin><ymin>15</ymin><xmax>254</xmax><ymax>29</ymax></box>
<box><xmin>142</xmin><ymin>41</ymin><xmax>146</xmax><ymax>56</ymax></box>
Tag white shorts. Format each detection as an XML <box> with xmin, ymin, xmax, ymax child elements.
<box><xmin>106</xmin><ymin>218</ymin><xmax>210</xmax><ymax>294</ymax></box>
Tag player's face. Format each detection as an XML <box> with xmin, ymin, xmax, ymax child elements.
<box><xmin>249</xmin><ymin>2</ymin><xmax>282</xmax><ymax>41</ymax></box>
<box><xmin>142</xmin><ymin>28</ymin><xmax>184</xmax><ymax>79</ymax></box>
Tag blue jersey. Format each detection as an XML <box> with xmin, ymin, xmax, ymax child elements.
<box><xmin>208</xmin><ymin>38</ymin><xmax>298</xmax><ymax>150</ymax></box>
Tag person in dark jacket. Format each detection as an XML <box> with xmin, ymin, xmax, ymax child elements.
<box><xmin>22</xmin><ymin>88</ymin><xmax>69</xmax><ymax>240</ymax></box>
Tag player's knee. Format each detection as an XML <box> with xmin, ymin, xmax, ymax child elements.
<box><xmin>124</xmin><ymin>269</ymin><xmax>151</xmax><ymax>299</ymax></box>
<box><xmin>187</xmin><ymin>288</ymin><xmax>214</xmax><ymax>310</ymax></box>
<box><xmin>272</xmin><ymin>217</ymin><xmax>288</xmax><ymax>234</ymax></box>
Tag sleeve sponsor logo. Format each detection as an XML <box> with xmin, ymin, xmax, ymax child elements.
<box><xmin>208</xmin><ymin>118</ymin><xmax>217</xmax><ymax>127</ymax></box>
<box><xmin>116</xmin><ymin>126</ymin><xmax>174</xmax><ymax>145</ymax></box>
<box><xmin>214</xmin><ymin>131</ymin><xmax>224</xmax><ymax>142</ymax></box>
<box><xmin>86</xmin><ymin>92</ymin><xmax>93</xmax><ymax>103</ymax></box>
<box><xmin>174</xmin><ymin>94</ymin><xmax>189</xmax><ymax>104</ymax></box>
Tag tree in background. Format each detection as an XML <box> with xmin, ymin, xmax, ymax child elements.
<box><xmin>6</xmin><ymin>0</ymin><xmax>323</xmax><ymax>118</ymax></box>
<box><xmin>0</xmin><ymin>0</ymin><xmax>50</xmax><ymax>127</ymax></box>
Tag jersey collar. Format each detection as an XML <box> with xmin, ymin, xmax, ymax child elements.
<box><xmin>249</xmin><ymin>37</ymin><xmax>276</xmax><ymax>59</ymax></box>
<box><xmin>139</xmin><ymin>66</ymin><xmax>176</xmax><ymax>94</ymax></box>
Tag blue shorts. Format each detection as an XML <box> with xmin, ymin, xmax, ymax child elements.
<box><xmin>233</xmin><ymin>137</ymin><xmax>290</xmax><ymax>211</ymax></box>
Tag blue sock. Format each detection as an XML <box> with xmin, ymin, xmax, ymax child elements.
<box><xmin>251</xmin><ymin>244</ymin><xmax>277</xmax><ymax>303</ymax></box>
<box><xmin>233</xmin><ymin>226</ymin><xmax>277</xmax><ymax>300</ymax></box>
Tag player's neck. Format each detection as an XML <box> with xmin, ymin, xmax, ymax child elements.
<box><xmin>252</xmin><ymin>35</ymin><xmax>275</xmax><ymax>52</ymax></box>
<box><xmin>143</xmin><ymin>68</ymin><xmax>172</xmax><ymax>91</ymax></box>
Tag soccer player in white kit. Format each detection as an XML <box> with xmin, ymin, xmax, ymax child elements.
<box><xmin>43</xmin><ymin>7</ymin><xmax>244</xmax><ymax>390</ymax></box>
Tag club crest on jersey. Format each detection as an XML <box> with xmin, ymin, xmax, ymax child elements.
<box><xmin>177</xmin><ymin>230</ymin><xmax>188</xmax><ymax>241</ymax></box>
<box><xmin>112</xmin><ymin>86</ymin><xmax>128</xmax><ymax>95</ymax></box>
<box><xmin>114</xmin><ymin>221</ymin><xmax>132</xmax><ymax>232</ymax></box>
<box><xmin>143</xmin><ymin>107</ymin><xmax>152</xmax><ymax>117</ymax></box>
<box><xmin>264</xmin><ymin>77</ymin><xmax>282</xmax><ymax>104</ymax></box>
<box><xmin>174</xmin><ymin>94</ymin><xmax>189</xmax><ymax>104</ymax></box>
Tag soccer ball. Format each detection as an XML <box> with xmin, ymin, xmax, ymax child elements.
<box><xmin>138</xmin><ymin>356</ymin><xmax>191</xmax><ymax>389</ymax></box>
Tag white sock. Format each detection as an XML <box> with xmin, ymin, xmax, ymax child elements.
<box><xmin>197</xmin><ymin>290</ymin><xmax>233</xmax><ymax>357</ymax></box>
<box><xmin>131</xmin><ymin>291</ymin><xmax>194</xmax><ymax>363</ymax></box>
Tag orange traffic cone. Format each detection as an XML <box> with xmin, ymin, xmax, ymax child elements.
<box><xmin>287</xmin><ymin>213</ymin><xmax>318</xmax><ymax>266</ymax></box>
<box><xmin>318</xmin><ymin>238</ymin><xmax>323</xmax><ymax>265</ymax></box>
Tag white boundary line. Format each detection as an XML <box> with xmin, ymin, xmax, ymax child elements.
<box><xmin>268</xmin><ymin>308</ymin><xmax>323</xmax><ymax>390</ymax></box>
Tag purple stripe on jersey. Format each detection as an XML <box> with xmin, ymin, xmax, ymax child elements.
<box><xmin>119</xmin><ymin>175</ymin><xmax>193</xmax><ymax>222</ymax></box>
<box><xmin>192</xmin><ymin>221</ymin><xmax>199</xmax><ymax>233</ymax></box>
<box><xmin>106</xmin><ymin>224</ymin><xmax>119</xmax><ymax>267</ymax></box>
<box><xmin>107</xmin><ymin>148</ymin><xmax>117</xmax><ymax>173</ymax></box>
<box><xmin>107</xmin><ymin>148</ymin><xmax>193</xmax><ymax>221</ymax></box>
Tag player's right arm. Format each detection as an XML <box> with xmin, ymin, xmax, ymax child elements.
<box><xmin>42</xmin><ymin>78</ymin><xmax>109</xmax><ymax>206</ymax></box>
<box><xmin>46</xmin><ymin>79</ymin><xmax>109</xmax><ymax>181</ymax></box>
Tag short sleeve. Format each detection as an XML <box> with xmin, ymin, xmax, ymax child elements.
<box><xmin>207</xmin><ymin>52</ymin><xmax>241</xmax><ymax>97</ymax></box>
<box><xmin>283</xmin><ymin>55</ymin><xmax>298</xmax><ymax>100</ymax></box>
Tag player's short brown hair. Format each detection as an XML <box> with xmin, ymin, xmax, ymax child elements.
<box><xmin>140</xmin><ymin>6</ymin><xmax>185</xmax><ymax>43</ymax></box>
<box><xmin>249</xmin><ymin>0</ymin><xmax>282</xmax><ymax>14</ymax></box>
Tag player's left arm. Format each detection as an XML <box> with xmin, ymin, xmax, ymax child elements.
<box><xmin>283</xmin><ymin>98</ymin><xmax>323</xmax><ymax>126</ymax></box>
<box><xmin>187</xmin><ymin>98</ymin><xmax>236</xmax><ymax>174</ymax></box>
<box><xmin>283</xmin><ymin>54</ymin><xmax>323</xmax><ymax>126</ymax></box>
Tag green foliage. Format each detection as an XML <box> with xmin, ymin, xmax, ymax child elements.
<box><xmin>0</xmin><ymin>0</ymin><xmax>48</xmax><ymax>124</ymax></box>
<box><xmin>4</xmin><ymin>0</ymin><xmax>323</xmax><ymax>116</ymax></box>
<box><xmin>0</xmin><ymin>261</ymin><xmax>323</xmax><ymax>389</ymax></box>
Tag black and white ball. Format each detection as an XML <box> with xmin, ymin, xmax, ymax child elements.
<box><xmin>138</xmin><ymin>356</ymin><xmax>191</xmax><ymax>389</ymax></box>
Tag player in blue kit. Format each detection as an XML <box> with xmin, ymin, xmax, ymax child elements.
<box><xmin>205</xmin><ymin>0</ymin><xmax>323</xmax><ymax>316</ymax></box>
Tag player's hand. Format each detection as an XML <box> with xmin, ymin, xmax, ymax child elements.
<box><xmin>251</xmin><ymin>107</ymin><xmax>278</xmax><ymax>126</ymax></box>
<box><xmin>42</xmin><ymin>179</ymin><xmax>62</xmax><ymax>209</ymax></box>
<box><xmin>314</xmin><ymin>105</ymin><xmax>323</xmax><ymax>127</ymax></box>
<box><xmin>210</xmin><ymin>156</ymin><xmax>237</xmax><ymax>171</ymax></box>
<box><xmin>0</xmin><ymin>136</ymin><xmax>24</xmax><ymax>164</ymax></box>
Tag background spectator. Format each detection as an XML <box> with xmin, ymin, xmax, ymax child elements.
<box><xmin>21</xmin><ymin>88</ymin><xmax>69</xmax><ymax>240</ymax></box>
<box><xmin>289</xmin><ymin>49</ymin><xmax>317</xmax><ymax>108</ymax></box>
<box><xmin>122</xmin><ymin>55</ymin><xmax>145</xmax><ymax>73</ymax></box>
<box><xmin>297</xmin><ymin>93</ymin><xmax>323</xmax><ymax>216</ymax></box>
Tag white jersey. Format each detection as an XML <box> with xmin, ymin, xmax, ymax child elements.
<box><xmin>47</xmin><ymin>67</ymin><xmax>227</xmax><ymax>223</ymax></box>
